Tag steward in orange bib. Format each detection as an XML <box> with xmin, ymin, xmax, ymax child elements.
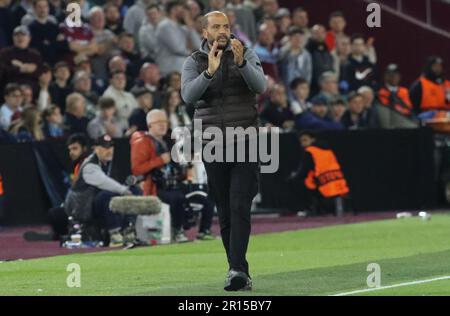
<box><xmin>288</xmin><ymin>131</ymin><xmax>349</xmax><ymax>216</ymax></box>
<box><xmin>378</xmin><ymin>64</ymin><xmax>413</xmax><ymax>116</ymax></box>
<box><xmin>410</xmin><ymin>56</ymin><xmax>450</xmax><ymax>114</ymax></box>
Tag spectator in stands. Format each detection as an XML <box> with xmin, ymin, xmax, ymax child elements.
<box><xmin>74</xmin><ymin>53</ymin><xmax>106</xmax><ymax>94</ymax></box>
<box><xmin>261</xmin><ymin>83</ymin><xmax>294</xmax><ymax>129</ymax></box>
<box><xmin>358</xmin><ymin>86</ymin><xmax>380</xmax><ymax>128</ymax></box>
<box><xmin>254</xmin><ymin>23</ymin><xmax>279</xmax><ymax>81</ymax></box>
<box><xmin>48</xmin><ymin>62</ymin><xmax>71</xmax><ymax>113</ymax></box>
<box><xmin>107</xmin><ymin>55</ymin><xmax>133</xmax><ymax>90</ymax></box>
<box><xmin>331</xmin><ymin>35</ymin><xmax>351</xmax><ymax>80</ymax></box>
<box><xmin>104</xmin><ymin>1</ymin><xmax>124</xmax><ymax>36</ymax></box>
<box><xmin>243</xmin><ymin>0</ymin><xmax>263</xmax><ymax>25</ymax></box>
<box><xmin>42</xmin><ymin>105</ymin><xmax>65</xmax><ymax>138</ymax></box>
<box><xmin>20</xmin><ymin>84</ymin><xmax>34</xmax><ymax>107</ymax></box>
<box><xmin>341</xmin><ymin>92</ymin><xmax>373</xmax><ymax>129</ymax></box>
<box><xmin>305</xmin><ymin>24</ymin><xmax>334</xmax><ymax>96</ymax></box>
<box><xmin>291</xmin><ymin>7</ymin><xmax>310</xmax><ymax>42</ymax></box>
<box><xmin>89</xmin><ymin>6</ymin><xmax>117</xmax><ymax>82</ymax></box>
<box><xmin>187</xmin><ymin>0</ymin><xmax>203</xmax><ymax>18</ymax></box>
<box><xmin>73</xmin><ymin>70</ymin><xmax>99</xmax><ymax>119</ymax></box>
<box><xmin>102</xmin><ymin>70</ymin><xmax>138</xmax><ymax>128</ymax></box>
<box><xmin>378</xmin><ymin>64</ymin><xmax>413</xmax><ymax>116</ymax></box>
<box><xmin>118</xmin><ymin>32</ymin><xmax>143</xmax><ymax>82</ymax></box>
<box><xmin>134</xmin><ymin>63</ymin><xmax>163</xmax><ymax>109</ymax></box>
<box><xmin>64</xmin><ymin>92</ymin><xmax>89</xmax><ymax>135</ymax></box>
<box><xmin>0</xmin><ymin>83</ymin><xmax>23</xmax><ymax>130</ymax></box>
<box><xmin>11</xmin><ymin>0</ymin><xmax>33</xmax><ymax>28</ymax></box>
<box><xmin>342</xmin><ymin>34</ymin><xmax>377</xmax><ymax>92</ymax></box>
<box><xmin>10</xmin><ymin>105</ymin><xmax>44</xmax><ymax>141</ymax></box>
<box><xmin>87</xmin><ymin>96</ymin><xmax>125</xmax><ymax>139</ymax></box>
<box><xmin>274</xmin><ymin>8</ymin><xmax>291</xmax><ymax>45</ymax></box>
<box><xmin>155</xmin><ymin>0</ymin><xmax>201</xmax><ymax>76</ymax></box>
<box><xmin>295</xmin><ymin>95</ymin><xmax>343</xmax><ymax>131</ymax></box>
<box><xmin>329</xmin><ymin>97</ymin><xmax>347</xmax><ymax>123</ymax></box>
<box><xmin>59</xmin><ymin>8</ymin><xmax>98</xmax><ymax>66</ymax></box>
<box><xmin>208</xmin><ymin>0</ymin><xmax>225</xmax><ymax>11</ymax></box>
<box><xmin>163</xmin><ymin>88</ymin><xmax>191</xmax><ymax>130</ymax></box>
<box><xmin>227</xmin><ymin>0</ymin><xmax>257</xmax><ymax>43</ymax></box>
<box><xmin>261</xmin><ymin>0</ymin><xmax>278</xmax><ymax>18</ymax></box>
<box><xmin>129</xmin><ymin>87</ymin><xmax>153</xmax><ymax>132</ymax></box>
<box><xmin>224</xmin><ymin>8</ymin><xmax>252</xmax><ymax>47</ymax></box>
<box><xmin>0</xmin><ymin>25</ymin><xmax>42</xmax><ymax>90</ymax></box>
<box><xmin>290</xmin><ymin>77</ymin><xmax>311</xmax><ymax>115</ymax></box>
<box><xmin>325</xmin><ymin>11</ymin><xmax>347</xmax><ymax>52</ymax></box>
<box><xmin>315</xmin><ymin>72</ymin><xmax>341</xmax><ymax>105</ymax></box>
<box><xmin>279</xmin><ymin>27</ymin><xmax>312</xmax><ymax>91</ymax></box>
<box><xmin>27</xmin><ymin>0</ymin><xmax>68</xmax><ymax>65</ymax></box>
<box><xmin>123</xmin><ymin>0</ymin><xmax>153</xmax><ymax>45</ymax></box>
<box><xmin>139</xmin><ymin>4</ymin><xmax>163</xmax><ymax>62</ymax></box>
<box><xmin>36</xmin><ymin>63</ymin><xmax>52</xmax><ymax>111</ymax></box>
<box><xmin>165</xmin><ymin>72</ymin><xmax>182</xmax><ymax>92</ymax></box>
<box><xmin>410</xmin><ymin>56</ymin><xmax>450</xmax><ymax>114</ymax></box>
<box><xmin>21</xmin><ymin>0</ymin><xmax>56</xmax><ymax>26</ymax></box>
<box><xmin>0</xmin><ymin>0</ymin><xmax>14</xmax><ymax>49</ymax></box>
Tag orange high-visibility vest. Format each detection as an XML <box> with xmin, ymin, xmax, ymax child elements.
<box><xmin>0</xmin><ymin>175</ymin><xmax>4</xmax><ymax>196</ymax></box>
<box><xmin>304</xmin><ymin>146</ymin><xmax>349</xmax><ymax>198</ymax></box>
<box><xmin>378</xmin><ymin>86</ymin><xmax>413</xmax><ymax>116</ymax></box>
<box><xmin>419</xmin><ymin>76</ymin><xmax>450</xmax><ymax>111</ymax></box>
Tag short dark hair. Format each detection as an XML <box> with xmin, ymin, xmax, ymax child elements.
<box><xmin>4</xmin><ymin>83</ymin><xmax>21</xmax><ymax>96</ymax></box>
<box><xmin>331</xmin><ymin>98</ymin><xmax>347</xmax><ymax>106</ymax></box>
<box><xmin>98</xmin><ymin>97</ymin><xmax>116</xmax><ymax>110</ymax></box>
<box><xmin>347</xmin><ymin>91</ymin><xmax>363</xmax><ymax>102</ymax></box>
<box><xmin>290</xmin><ymin>77</ymin><xmax>309</xmax><ymax>90</ymax></box>
<box><xmin>350</xmin><ymin>33</ymin><xmax>365</xmax><ymax>43</ymax></box>
<box><xmin>33</xmin><ymin>0</ymin><xmax>47</xmax><ymax>7</ymax></box>
<box><xmin>297</xmin><ymin>130</ymin><xmax>317</xmax><ymax>139</ymax></box>
<box><xmin>118</xmin><ymin>32</ymin><xmax>133</xmax><ymax>41</ymax></box>
<box><xmin>53</xmin><ymin>61</ymin><xmax>69</xmax><ymax>72</ymax></box>
<box><xmin>329</xmin><ymin>11</ymin><xmax>345</xmax><ymax>20</ymax></box>
<box><xmin>146</xmin><ymin>3</ymin><xmax>160</xmax><ymax>11</ymax></box>
<box><xmin>288</xmin><ymin>26</ymin><xmax>304</xmax><ymax>37</ymax></box>
<box><xmin>67</xmin><ymin>133</ymin><xmax>88</xmax><ymax>148</ymax></box>
<box><xmin>165</xmin><ymin>0</ymin><xmax>182</xmax><ymax>14</ymax></box>
<box><xmin>293</xmin><ymin>7</ymin><xmax>307</xmax><ymax>14</ymax></box>
<box><xmin>42</xmin><ymin>105</ymin><xmax>60</xmax><ymax>118</ymax></box>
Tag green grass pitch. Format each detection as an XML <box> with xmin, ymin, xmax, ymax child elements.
<box><xmin>1</xmin><ymin>214</ymin><xmax>450</xmax><ymax>296</ymax></box>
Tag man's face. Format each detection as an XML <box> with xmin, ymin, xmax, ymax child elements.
<box><xmin>293</xmin><ymin>10</ymin><xmax>308</xmax><ymax>28</ymax></box>
<box><xmin>290</xmin><ymin>33</ymin><xmax>304</xmax><ymax>49</ymax></box>
<box><xmin>102</xmin><ymin>107</ymin><xmax>116</xmax><ymax>119</ymax></box>
<box><xmin>48</xmin><ymin>108</ymin><xmax>63</xmax><ymax>124</ymax></box>
<box><xmin>262</xmin><ymin>0</ymin><xmax>278</xmax><ymax>16</ymax></box>
<box><xmin>5</xmin><ymin>89</ymin><xmax>23</xmax><ymax>109</ymax></box>
<box><xmin>138</xmin><ymin>93</ymin><xmax>153</xmax><ymax>111</ymax></box>
<box><xmin>209</xmin><ymin>0</ymin><xmax>226</xmax><ymax>10</ymax></box>
<box><xmin>148</xmin><ymin>112</ymin><xmax>168</xmax><ymax>137</ymax></box>
<box><xmin>74</xmin><ymin>99</ymin><xmax>86</xmax><ymax>118</ymax></box>
<box><xmin>90</xmin><ymin>11</ymin><xmax>105</xmax><ymax>29</ymax></box>
<box><xmin>431</xmin><ymin>62</ymin><xmax>443</xmax><ymax>76</ymax></box>
<box><xmin>111</xmin><ymin>73</ymin><xmax>126</xmax><ymax>90</ymax></box>
<box><xmin>55</xmin><ymin>66</ymin><xmax>70</xmax><ymax>81</ymax></box>
<box><xmin>349</xmin><ymin>96</ymin><xmax>364</xmax><ymax>114</ymax></box>
<box><xmin>105</xmin><ymin>5</ymin><xmax>120</xmax><ymax>23</ymax></box>
<box><xmin>311</xmin><ymin>104</ymin><xmax>328</xmax><ymax>118</ymax></box>
<box><xmin>258</xmin><ymin>28</ymin><xmax>274</xmax><ymax>47</ymax></box>
<box><xmin>142</xmin><ymin>65</ymin><xmax>161</xmax><ymax>85</ymax></box>
<box><xmin>13</xmin><ymin>33</ymin><xmax>31</xmax><ymax>49</ymax></box>
<box><xmin>300</xmin><ymin>135</ymin><xmax>314</xmax><ymax>148</ymax></box>
<box><xmin>95</xmin><ymin>146</ymin><xmax>114</xmax><ymax>163</ymax></box>
<box><xmin>21</xmin><ymin>87</ymin><xmax>33</xmax><ymax>104</ymax></box>
<box><xmin>312</xmin><ymin>25</ymin><xmax>326</xmax><ymax>42</ymax></box>
<box><xmin>119</xmin><ymin>36</ymin><xmax>134</xmax><ymax>53</ymax></box>
<box><xmin>331</xmin><ymin>104</ymin><xmax>346</xmax><ymax>120</ymax></box>
<box><xmin>351</xmin><ymin>38</ymin><xmax>366</xmax><ymax>55</ymax></box>
<box><xmin>68</xmin><ymin>143</ymin><xmax>84</xmax><ymax>161</ymax></box>
<box><xmin>147</xmin><ymin>7</ymin><xmax>161</xmax><ymax>25</ymax></box>
<box><xmin>360</xmin><ymin>90</ymin><xmax>374</xmax><ymax>109</ymax></box>
<box><xmin>203</xmin><ymin>14</ymin><xmax>231</xmax><ymax>50</ymax></box>
<box><xmin>75</xmin><ymin>75</ymin><xmax>91</xmax><ymax>92</ymax></box>
<box><xmin>294</xmin><ymin>83</ymin><xmax>309</xmax><ymax>100</ymax></box>
<box><xmin>385</xmin><ymin>72</ymin><xmax>400</xmax><ymax>86</ymax></box>
<box><xmin>336</xmin><ymin>37</ymin><xmax>351</xmax><ymax>55</ymax></box>
<box><xmin>35</xmin><ymin>0</ymin><xmax>49</xmax><ymax>19</ymax></box>
<box><xmin>321</xmin><ymin>77</ymin><xmax>338</xmax><ymax>94</ymax></box>
<box><xmin>330</xmin><ymin>16</ymin><xmax>346</xmax><ymax>33</ymax></box>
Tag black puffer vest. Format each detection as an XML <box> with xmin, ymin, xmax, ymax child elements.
<box><xmin>191</xmin><ymin>47</ymin><xmax>259</xmax><ymax>132</ymax></box>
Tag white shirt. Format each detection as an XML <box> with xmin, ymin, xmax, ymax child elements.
<box><xmin>102</xmin><ymin>86</ymin><xmax>138</xmax><ymax>128</ymax></box>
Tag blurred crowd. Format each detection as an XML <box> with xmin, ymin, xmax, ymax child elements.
<box><xmin>0</xmin><ymin>0</ymin><xmax>449</xmax><ymax>144</ymax></box>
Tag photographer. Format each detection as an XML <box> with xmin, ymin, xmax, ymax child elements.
<box><xmin>65</xmin><ymin>134</ymin><xmax>137</xmax><ymax>247</ymax></box>
<box><xmin>130</xmin><ymin>109</ymin><xmax>189</xmax><ymax>243</ymax></box>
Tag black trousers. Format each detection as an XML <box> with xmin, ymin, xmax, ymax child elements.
<box><xmin>157</xmin><ymin>189</ymin><xmax>186</xmax><ymax>231</ymax></box>
<box><xmin>203</xmin><ymin>145</ymin><xmax>259</xmax><ymax>276</ymax></box>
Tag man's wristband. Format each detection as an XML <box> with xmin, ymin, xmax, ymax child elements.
<box><xmin>204</xmin><ymin>70</ymin><xmax>214</xmax><ymax>79</ymax></box>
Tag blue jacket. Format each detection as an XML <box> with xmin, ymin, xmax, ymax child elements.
<box><xmin>295</xmin><ymin>111</ymin><xmax>344</xmax><ymax>131</ymax></box>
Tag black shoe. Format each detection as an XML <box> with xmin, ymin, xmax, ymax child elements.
<box><xmin>224</xmin><ymin>269</ymin><xmax>248</xmax><ymax>291</ymax></box>
<box><xmin>239</xmin><ymin>276</ymin><xmax>252</xmax><ymax>291</ymax></box>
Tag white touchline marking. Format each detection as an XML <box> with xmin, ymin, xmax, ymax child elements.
<box><xmin>331</xmin><ymin>275</ymin><xmax>450</xmax><ymax>296</ymax></box>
